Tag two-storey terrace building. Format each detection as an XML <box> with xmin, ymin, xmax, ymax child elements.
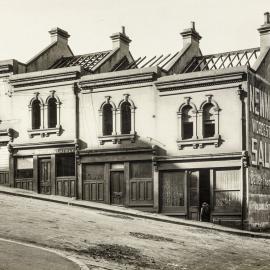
<box><xmin>1</xmin><ymin>13</ymin><xmax>270</xmax><ymax>231</ymax></box>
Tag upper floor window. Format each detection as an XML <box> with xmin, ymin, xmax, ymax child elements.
<box><xmin>98</xmin><ymin>94</ymin><xmax>136</xmax><ymax>144</ymax></box>
<box><xmin>28</xmin><ymin>91</ymin><xmax>61</xmax><ymax>138</ymax></box>
<box><xmin>32</xmin><ymin>99</ymin><xmax>41</xmax><ymax>130</ymax></box>
<box><xmin>121</xmin><ymin>101</ymin><xmax>131</xmax><ymax>134</ymax></box>
<box><xmin>103</xmin><ymin>103</ymin><xmax>113</xmax><ymax>135</ymax></box>
<box><xmin>203</xmin><ymin>103</ymin><xmax>215</xmax><ymax>138</ymax></box>
<box><xmin>48</xmin><ymin>97</ymin><xmax>57</xmax><ymax>128</ymax></box>
<box><xmin>182</xmin><ymin>105</ymin><xmax>193</xmax><ymax>139</ymax></box>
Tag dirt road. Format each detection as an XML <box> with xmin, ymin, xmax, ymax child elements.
<box><xmin>0</xmin><ymin>194</ymin><xmax>270</xmax><ymax>269</ymax></box>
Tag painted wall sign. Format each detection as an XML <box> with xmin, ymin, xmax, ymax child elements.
<box><xmin>16</xmin><ymin>147</ymin><xmax>75</xmax><ymax>156</ymax></box>
<box><xmin>248</xmin><ymin>71</ymin><xmax>270</xmax><ymax>230</ymax></box>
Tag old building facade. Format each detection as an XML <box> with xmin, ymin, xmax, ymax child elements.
<box><xmin>1</xmin><ymin>14</ymin><xmax>270</xmax><ymax>231</ymax></box>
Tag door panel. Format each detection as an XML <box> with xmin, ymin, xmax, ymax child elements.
<box><xmin>110</xmin><ymin>171</ymin><xmax>124</xmax><ymax>205</ymax></box>
<box><xmin>188</xmin><ymin>171</ymin><xmax>200</xmax><ymax>220</ymax></box>
<box><xmin>39</xmin><ymin>159</ymin><xmax>51</xmax><ymax>195</ymax></box>
<box><xmin>160</xmin><ymin>171</ymin><xmax>186</xmax><ymax>213</ymax></box>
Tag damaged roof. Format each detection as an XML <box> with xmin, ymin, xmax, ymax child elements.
<box><xmin>49</xmin><ymin>50</ymin><xmax>112</xmax><ymax>72</ymax></box>
<box><xmin>183</xmin><ymin>47</ymin><xmax>260</xmax><ymax>73</ymax></box>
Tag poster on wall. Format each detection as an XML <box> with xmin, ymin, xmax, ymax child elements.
<box><xmin>248</xmin><ymin>70</ymin><xmax>270</xmax><ymax>230</ymax></box>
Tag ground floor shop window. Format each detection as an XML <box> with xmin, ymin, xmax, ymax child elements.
<box><xmin>160</xmin><ymin>171</ymin><xmax>186</xmax><ymax>213</ymax></box>
<box><xmin>16</xmin><ymin>157</ymin><xmax>33</xmax><ymax>178</ymax></box>
<box><xmin>15</xmin><ymin>157</ymin><xmax>34</xmax><ymax>190</ymax></box>
<box><xmin>213</xmin><ymin>169</ymin><xmax>241</xmax><ymax>211</ymax></box>
<box><xmin>56</xmin><ymin>155</ymin><xmax>75</xmax><ymax>177</ymax></box>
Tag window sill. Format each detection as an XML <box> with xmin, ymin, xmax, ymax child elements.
<box><xmin>98</xmin><ymin>133</ymin><xmax>136</xmax><ymax>145</ymax></box>
<box><xmin>177</xmin><ymin>135</ymin><xmax>221</xmax><ymax>149</ymax></box>
<box><xmin>28</xmin><ymin>126</ymin><xmax>61</xmax><ymax>138</ymax></box>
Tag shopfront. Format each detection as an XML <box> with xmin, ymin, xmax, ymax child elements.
<box><xmin>11</xmin><ymin>142</ymin><xmax>76</xmax><ymax>197</ymax></box>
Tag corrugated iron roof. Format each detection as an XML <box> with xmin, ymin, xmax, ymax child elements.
<box><xmin>49</xmin><ymin>50</ymin><xmax>111</xmax><ymax>72</ymax></box>
<box><xmin>183</xmin><ymin>47</ymin><xmax>260</xmax><ymax>73</ymax></box>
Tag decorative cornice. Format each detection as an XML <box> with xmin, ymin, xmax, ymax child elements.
<box><xmin>9</xmin><ymin>66</ymin><xmax>81</xmax><ymax>90</ymax></box>
<box><xmin>155</xmin><ymin>67</ymin><xmax>247</xmax><ymax>92</ymax></box>
<box><xmin>78</xmin><ymin>67</ymin><xmax>160</xmax><ymax>92</ymax></box>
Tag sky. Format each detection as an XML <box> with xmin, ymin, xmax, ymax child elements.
<box><xmin>0</xmin><ymin>0</ymin><xmax>270</xmax><ymax>63</ymax></box>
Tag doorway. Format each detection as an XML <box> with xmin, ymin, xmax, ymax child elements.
<box><xmin>110</xmin><ymin>171</ymin><xmax>125</xmax><ymax>205</ymax></box>
<box><xmin>188</xmin><ymin>169</ymin><xmax>210</xmax><ymax>220</ymax></box>
<box><xmin>38</xmin><ymin>158</ymin><xmax>52</xmax><ymax>195</ymax></box>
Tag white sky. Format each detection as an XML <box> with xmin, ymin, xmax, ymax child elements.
<box><xmin>0</xmin><ymin>0</ymin><xmax>269</xmax><ymax>63</ymax></box>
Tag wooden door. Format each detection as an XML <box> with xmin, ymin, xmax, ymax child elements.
<box><xmin>110</xmin><ymin>171</ymin><xmax>125</xmax><ymax>205</ymax></box>
<box><xmin>39</xmin><ymin>158</ymin><xmax>51</xmax><ymax>195</ymax></box>
<box><xmin>188</xmin><ymin>171</ymin><xmax>200</xmax><ymax>220</ymax></box>
<box><xmin>160</xmin><ymin>171</ymin><xmax>186</xmax><ymax>214</ymax></box>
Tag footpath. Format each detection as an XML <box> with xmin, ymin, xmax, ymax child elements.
<box><xmin>0</xmin><ymin>185</ymin><xmax>269</xmax><ymax>240</ymax></box>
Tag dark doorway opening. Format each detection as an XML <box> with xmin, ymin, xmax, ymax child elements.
<box><xmin>199</xmin><ymin>169</ymin><xmax>210</xmax><ymax>221</ymax></box>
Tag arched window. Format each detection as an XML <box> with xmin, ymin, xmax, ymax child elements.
<box><xmin>121</xmin><ymin>101</ymin><xmax>131</xmax><ymax>134</ymax></box>
<box><xmin>203</xmin><ymin>103</ymin><xmax>215</xmax><ymax>138</ymax></box>
<box><xmin>48</xmin><ymin>97</ymin><xmax>57</xmax><ymax>128</ymax></box>
<box><xmin>182</xmin><ymin>105</ymin><xmax>193</xmax><ymax>139</ymax></box>
<box><xmin>103</xmin><ymin>103</ymin><xmax>113</xmax><ymax>135</ymax></box>
<box><xmin>32</xmin><ymin>99</ymin><xmax>41</xmax><ymax>130</ymax></box>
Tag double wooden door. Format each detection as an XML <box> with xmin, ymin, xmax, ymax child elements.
<box><xmin>39</xmin><ymin>158</ymin><xmax>52</xmax><ymax>195</ymax></box>
<box><xmin>110</xmin><ymin>171</ymin><xmax>125</xmax><ymax>205</ymax></box>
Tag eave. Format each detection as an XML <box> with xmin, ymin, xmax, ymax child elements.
<box><xmin>79</xmin><ymin>66</ymin><xmax>161</xmax><ymax>92</ymax></box>
<box><xmin>9</xmin><ymin>66</ymin><xmax>81</xmax><ymax>90</ymax></box>
<box><xmin>155</xmin><ymin>66</ymin><xmax>247</xmax><ymax>92</ymax></box>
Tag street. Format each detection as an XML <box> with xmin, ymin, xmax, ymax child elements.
<box><xmin>0</xmin><ymin>239</ymin><xmax>79</xmax><ymax>270</ymax></box>
<box><xmin>0</xmin><ymin>194</ymin><xmax>270</xmax><ymax>270</ymax></box>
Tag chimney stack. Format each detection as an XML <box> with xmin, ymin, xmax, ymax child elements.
<box><xmin>180</xmin><ymin>21</ymin><xmax>201</xmax><ymax>47</ymax></box>
<box><xmin>49</xmin><ymin>27</ymin><xmax>70</xmax><ymax>44</ymax></box>
<box><xmin>258</xmin><ymin>12</ymin><xmax>270</xmax><ymax>49</ymax></box>
<box><xmin>110</xmin><ymin>26</ymin><xmax>131</xmax><ymax>51</ymax></box>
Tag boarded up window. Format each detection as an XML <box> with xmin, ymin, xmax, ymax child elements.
<box><xmin>82</xmin><ymin>164</ymin><xmax>105</xmax><ymax>202</ymax></box>
<box><xmin>56</xmin><ymin>155</ymin><xmax>75</xmax><ymax>177</ymax></box>
<box><xmin>48</xmin><ymin>97</ymin><xmax>57</xmax><ymax>128</ymax></box>
<box><xmin>214</xmin><ymin>169</ymin><xmax>241</xmax><ymax>211</ymax></box>
<box><xmin>103</xmin><ymin>104</ymin><xmax>113</xmax><ymax>135</ymax></box>
<box><xmin>130</xmin><ymin>161</ymin><xmax>152</xmax><ymax>178</ymax></box>
<box><xmin>83</xmin><ymin>164</ymin><xmax>104</xmax><ymax>180</ymax></box>
<box><xmin>32</xmin><ymin>99</ymin><xmax>41</xmax><ymax>130</ymax></box>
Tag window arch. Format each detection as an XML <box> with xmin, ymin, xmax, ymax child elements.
<box><xmin>182</xmin><ymin>105</ymin><xmax>193</xmax><ymax>139</ymax></box>
<box><xmin>103</xmin><ymin>103</ymin><xmax>113</xmax><ymax>135</ymax></box>
<box><xmin>177</xmin><ymin>97</ymin><xmax>197</xmax><ymax>142</ymax></box>
<box><xmin>118</xmin><ymin>94</ymin><xmax>136</xmax><ymax>136</ymax></box>
<box><xmin>203</xmin><ymin>103</ymin><xmax>215</xmax><ymax>138</ymax></box>
<box><xmin>199</xmin><ymin>95</ymin><xmax>220</xmax><ymax>139</ymax></box>
<box><xmin>32</xmin><ymin>99</ymin><xmax>41</xmax><ymax>130</ymax></box>
<box><xmin>48</xmin><ymin>97</ymin><xmax>57</xmax><ymax>128</ymax></box>
<box><xmin>121</xmin><ymin>101</ymin><xmax>131</xmax><ymax>134</ymax></box>
<box><xmin>45</xmin><ymin>91</ymin><xmax>61</xmax><ymax>131</ymax></box>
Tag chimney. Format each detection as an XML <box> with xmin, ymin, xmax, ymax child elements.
<box><xmin>180</xmin><ymin>21</ymin><xmax>201</xmax><ymax>47</ymax></box>
<box><xmin>49</xmin><ymin>27</ymin><xmax>70</xmax><ymax>44</ymax></box>
<box><xmin>258</xmin><ymin>12</ymin><xmax>270</xmax><ymax>49</ymax></box>
<box><xmin>110</xmin><ymin>26</ymin><xmax>131</xmax><ymax>50</ymax></box>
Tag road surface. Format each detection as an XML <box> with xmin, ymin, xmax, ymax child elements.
<box><xmin>0</xmin><ymin>239</ymin><xmax>80</xmax><ymax>270</ymax></box>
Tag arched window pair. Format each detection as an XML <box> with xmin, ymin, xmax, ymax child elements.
<box><xmin>99</xmin><ymin>94</ymin><xmax>136</xmax><ymax>143</ymax></box>
<box><xmin>102</xmin><ymin>101</ymin><xmax>131</xmax><ymax>135</ymax></box>
<box><xmin>177</xmin><ymin>95</ymin><xmax>220</xmax><ymax>148</ymax></box>
<box><xmin>29</xmin><ymin>92</ymin><xmax>61</xmax><ymax>137</ymax></box>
